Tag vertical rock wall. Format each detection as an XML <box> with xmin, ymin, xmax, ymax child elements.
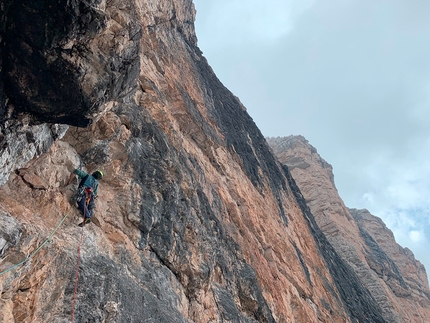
<box><xmin>0</xmin><ymin>1</ymin><xmax>413</xmax><ymax>322</ymax></box>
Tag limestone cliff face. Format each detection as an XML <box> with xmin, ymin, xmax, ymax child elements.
<box><xmin>0</xmin><ymin>1</ymin><xmax>407</xmax><ymax>322</ymax></box>
<box><xmin>267</xmin><ymin>135</ymin><xmax>430</xmax><ymax>323</ymax></box>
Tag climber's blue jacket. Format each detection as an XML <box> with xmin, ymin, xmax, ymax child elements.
<box><xmin>73</xmin><ymin>169</ymin><xmax>99</xmax><ymax>197</ymax></box>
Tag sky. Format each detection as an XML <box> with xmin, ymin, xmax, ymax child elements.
<box><xmin>193</xmin><ymin>0</ymin><xmax>430</xmax><ymax>276</ymax></box>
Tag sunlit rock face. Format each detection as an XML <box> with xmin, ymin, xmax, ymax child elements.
<box><xmin>0</xmin><ymin>0</ymin><xmax>417</xmax><ymax>322</ymax></box>
<box><xmin>267</xmin><ymin>135</ymin><xmax>430</xmax><ymax>323</ymax></box>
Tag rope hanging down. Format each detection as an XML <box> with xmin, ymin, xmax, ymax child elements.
<box><xmin>0</xmin><ymin>208</ymin><xmax>73</xmax><ymax>276</ymax></box>
<box><xmin>71</xmin><ymin>215</ymin><xmax>86</xmax><ymax>322</ymax></box>
<box><xmin>71</xmin><ymin>190</ymin><xmax>90</xmax><ymax>323</ymax></box>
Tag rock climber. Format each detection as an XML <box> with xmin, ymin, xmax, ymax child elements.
<box><xmin>67</xmin><ymin>169</ymin><xmax>103</xmax><ymax>227</ymax></box>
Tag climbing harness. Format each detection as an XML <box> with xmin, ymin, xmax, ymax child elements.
<box><xmin>85</xmin><ymin>187</ymin><xmax>93</xmax><ymax>203</ymax></box>
<box><xmin>75</xmin><ymin>186</ymin><xmax>93</xmax><ymax>201</ymax></box>
<box><xmin>0</xmin><ymin>208</ymin><xmax>73</xmax><ymax>276</ymax></box>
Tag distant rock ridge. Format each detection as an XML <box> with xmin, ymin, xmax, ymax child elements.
<box><xmin>267</xmin><ymin>135</ymin><xmax>430</xmax><ymax>323</ymax></box>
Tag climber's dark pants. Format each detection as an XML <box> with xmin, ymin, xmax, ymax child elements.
<box><xmin>77</xmin><ymin>197</ymin><xmax>94</xmax><ymax>219</ymax></box>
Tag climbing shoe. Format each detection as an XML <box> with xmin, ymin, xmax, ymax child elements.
<box><xmin>78</xmin><ymin>217</ymin><xmax>92</xmax><ymax>227</ymax></box>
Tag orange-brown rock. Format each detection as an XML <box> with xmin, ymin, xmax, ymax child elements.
<box><xmin>267</xmin><ymin>135</ymin><xmax>430</xmax><ymax>323</ymax></box>
<box><xmin>0</xmin><ymin>1</ymin><xmax>416</xmax><ymax>322</ymax></box>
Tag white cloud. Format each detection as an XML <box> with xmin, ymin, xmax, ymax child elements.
<box><xmin>409</xmin><ymin>230</ymin><xmax>426</xmax><ymax>243</ymax></box>
<box><xmin>194</xmin><ymin>0</ymin><xmax>315</xmax><ymax>47</ymax></box>
<box><xmin>360</xmin><ymin>192</ymin><xmax>374</xmax><ymax>205</ymax></box>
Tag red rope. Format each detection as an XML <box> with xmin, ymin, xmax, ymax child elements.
<box><xmin>71</xmin><ymin>194</ymin><xmax>88</xmax><ymax>322</ymax></box>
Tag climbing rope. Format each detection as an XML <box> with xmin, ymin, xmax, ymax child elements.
<box><xmin>0</xmin><ymin>208</ymin><xmax>73</xmax><ymax>276</ymax></box>
<box><xmin>71</xmin><ymin>191</ymin><xmax>90</xmax><ymax>323</ymax></box>
<box><xmin>71</xmin><ymin>218</ymin><xmax>85</xmax><ymax>322</ymax></box>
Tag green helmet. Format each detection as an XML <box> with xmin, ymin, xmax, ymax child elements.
<box><xmin>92</xmin><ymin>170</ymin><xmax>104</xmax><ymax>180</ymax></box>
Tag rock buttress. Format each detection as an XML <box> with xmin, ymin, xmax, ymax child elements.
<box><xmin>268</xmin><ymin>135</ymin><xmax>430</xmax><ymax>323</ymax></box>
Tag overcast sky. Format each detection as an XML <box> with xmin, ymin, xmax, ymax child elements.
<box><xmin>193</xmin><ymin>0</ymin><xmax>430</xmax><ymax>276</ymax></box>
